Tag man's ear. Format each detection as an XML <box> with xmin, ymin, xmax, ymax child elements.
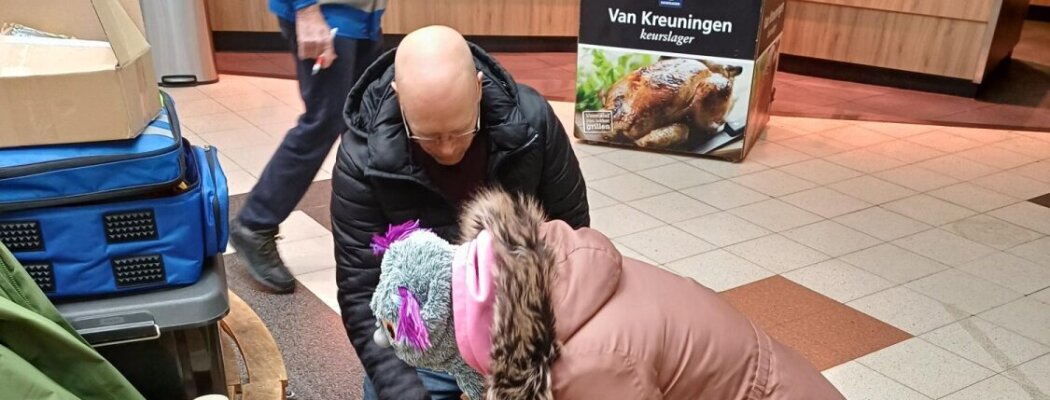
<box><xmin>391</xmin><ymin>81</ymin><xmax>399</xmax><ymax>92</ymax></box>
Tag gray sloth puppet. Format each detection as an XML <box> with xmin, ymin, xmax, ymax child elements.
<box><xmin>368</xmin><ymin>189</ymin><xmax>559</xmax><ymax>400</ymax></box>
<box><xmin>368</xmin><ymin>220</ymin><xmax>487</xmax><ymax>399</ymax></box>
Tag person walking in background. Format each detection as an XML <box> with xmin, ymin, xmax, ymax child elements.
<box><xmin>230</xmin><ymin>0</ymin><xmax>385</xmax><ymax>294</ymax></box>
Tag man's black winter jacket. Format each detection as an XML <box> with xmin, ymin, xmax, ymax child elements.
<box><xmin>331</xmin><ymin>42</ymin><xmax>590</xmax><ymax>399</ymax></box>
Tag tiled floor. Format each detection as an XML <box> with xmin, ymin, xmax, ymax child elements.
<box><xmin>181</xmin><ymin>74</ymin><xmax>1050</xmax><ymax>399</ymax></box>
<box><xmin>216</xmin><ymin>20</ymin><xmax>1050</xmax><ymax>132</ymax></box>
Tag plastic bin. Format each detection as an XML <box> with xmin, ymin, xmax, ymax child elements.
<box><xmin>55</xmin><ymin>257</ymin><xmax>231</xmax><ymax>400</ymax></box>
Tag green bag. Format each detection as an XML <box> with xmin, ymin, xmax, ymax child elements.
<box><xmin>0</xmin><ymin>243</ymin><xmax>145</xmax><ymax>400</ymax></box>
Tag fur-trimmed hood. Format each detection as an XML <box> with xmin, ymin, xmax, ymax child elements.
<box><xmin>458</xmin><ymin>189</ymin><xmax>622</xmax><ymax>399</ymax></box>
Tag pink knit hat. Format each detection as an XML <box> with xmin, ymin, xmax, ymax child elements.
<box><xmin>451</xmin><ymin>230</ymin><xmax>497</xmax><ymax>375</ymax></box>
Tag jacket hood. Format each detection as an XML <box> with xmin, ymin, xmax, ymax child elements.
<box><xmin>457</xmin><ymin>189</ymin><xmax>622</xmax><ymax>399</ymax></box>
<box><xmin>342</xmin><ymin>42</ymin><xmax>532</xmax><ymax>178</ymax></box>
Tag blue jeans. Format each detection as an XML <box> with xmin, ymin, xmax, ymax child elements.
<box><xmin>237</xmin><ymin>19</ymin><xmax>380</xmax><ymax>230</ymax></box>
<box><xmin>362</xmin><ymin>369</ymin><xmax>463</xmax><ymax>400</ymax></box>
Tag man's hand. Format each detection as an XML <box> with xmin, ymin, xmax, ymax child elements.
<box><xmin>295</xmin><ymin>4</ymin><xmax>336</xmax><ymax>68</ymax></box>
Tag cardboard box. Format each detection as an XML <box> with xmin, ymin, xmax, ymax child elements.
<box><xmin>573</xmin><ymin>0</ymin><xmax>785</xmax><ymax>162</ymax></box>
<box><xmin>0</xmin><ymin>0</ymin><xmax>161</xmax><ymax>148</ymax></box>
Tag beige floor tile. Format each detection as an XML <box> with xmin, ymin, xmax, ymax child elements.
<box><xmin>680</xmin><ymin>180</ymin><xmax>770</xmax><ymax>210</ymax></box>
<box><xmin>617</xmin><ymin>225</ymin><xmax>716</xmax><ymax>264</ymax></box>
<box><xmin>782</xmin><ymin>187</ymin><xmax>872</xmax><ymax>219</ymax></box>
<box><xmin>784</xmin><ymin>259</ymin><xmax>894</xmax><ymax>303</ymax></box>
<box><xmin>857</xmin><ymin>338</ymin><xmax>995</xmax><ymax>399</ymax></box>
<box><xmin>833</xmin><ymin>207</ymin><xmax>932</xmax><ymax>241</ymax></box>
<box><xmin>675</xmin><ymin>212</ymin><xmax>771</xmax><ymax>247</ymax></box>
<box><xmin>907</xmin><ymin>270</ymin><xmax>1021</xmax><ymax>315</ymax></box>
<box><xmin>589</xmin><ymin>204</ymin><xmax>665</xmax><ymax>238</ymax></box>
<box><xmin>778</xmin><ymin>158</ymin><xmax>864</xmax><ymax>185</ymax></box>
<box><xmin>784</xmin><ymin>220</ymin><xmax>882</xmax><ymax>257</ymax></box>
<box><xmin>829</xmin><ymin>175</ymin><xmax>917</xmax><ymax>205</ymax></box>
<box><xmin>636</xmin><ymin>162</ymin><xmax>721</xmax><ymax>190</ymax></box>
<box><xmin>728</xmin><ymin>199</ymin><xmax>823</xmax><ymax>232</ymax></box>
<box><xmin>731</xmin><ymin>168</ymin><xmax>819</xmax><ymax>197</ymax></box>
<box><xmin>883</xmin><ymin>195</ymin><xmax>977</xmax><ymax>226</ymax></box>
<box><xmin>725</xmin><ymin>234</ymin><xmax>829</xmax><ymax>274</ymax></box>
<box><xmin>666</xmin><ymin>250</ymin><xmax>774</xmax><ymax>292</ymax></box>
<box><xmin>823</xmin><ymin>361</ymin><xmax>932</xmax><ymax>400</ymax></box>
<box><xmin>628</xmin><ymin>192</ymin><xmax>718</xmax><ymax>223</ymax></box>
<box><xmin>923</xmin><ymin>317</ymin><xmax>1050</xmax><ymax>373</ymax></box>
<box><xmin>590</xmin><ymin>174</ymin><xmax>672</xmax><ymax>202</ymax></box>
<box><xmin>840</xmin><ymin>243</ymin><xmax>949</xmax><ymax>284</ymax></box>
<box><xmin>928</xmin><ymin>183</ymin><xmax>1020</xmax><ymax>212</ymax></box>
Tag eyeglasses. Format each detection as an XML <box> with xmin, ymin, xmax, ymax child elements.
<box><xmin>401</xmin><ymin>106</ymin><xmax>481</xmax><ymax>144</ymax></box>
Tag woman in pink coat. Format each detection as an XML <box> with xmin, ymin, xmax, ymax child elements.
<box><xmin>370</xmin><ymin>189</ymin><xmax>845</xmax><ymax>399</ymax></box>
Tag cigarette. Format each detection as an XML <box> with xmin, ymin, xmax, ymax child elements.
<box><xmin>311</xmin><ymin>27</ymin><xmax>339</xmax><ymax>75</ymax></box>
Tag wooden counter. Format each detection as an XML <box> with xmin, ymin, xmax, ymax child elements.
<box><xmin>779</xmin><ymin>0</ymin><xmax>1030</xmax><ymax>84</ymax></box>
<box><xmin>204</xmin><ymin>0</ymin><xmax>579</xmax><ymax>37</ymax></box>
<box><xmin>206</xmin><ymin>0</ymin><xmax>1030</xmax><ymax>90</ymax></box>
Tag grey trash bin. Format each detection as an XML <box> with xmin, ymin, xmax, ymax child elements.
<box><xmin>56</xmin><ymin>257</ymin><xmax>231</xmax><ymax>400</ymax></box>
<box><xmin>139</xmin><ymin>0</ymin><xmax>219</xmax><ymax>86</ymax></box>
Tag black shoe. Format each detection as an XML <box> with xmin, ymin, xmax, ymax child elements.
<box><xmin>229</xmin><ymin>220</ymin><xmax>295</xmax><ymax>293</ymax></box>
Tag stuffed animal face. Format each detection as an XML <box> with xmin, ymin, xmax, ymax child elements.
<box><xmin>369</xmin><ymin>221</ymin><xmax>488</xmax><ymax>399</ymax></box>
<box><xmin>369</xmin><ymin>221</ymin><xmax>460</xmax><ymax>368</ymax></box>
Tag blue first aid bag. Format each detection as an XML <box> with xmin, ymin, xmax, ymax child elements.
<box><xmin>0</xmin><ymin>93</ymin><xmax>229</xmax><ymax>299</ymax></box>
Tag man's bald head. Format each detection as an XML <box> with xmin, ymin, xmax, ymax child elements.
<box><xmin>394</xmin><ymin>26</ymin><xmax>476</xmax><ymax>85</ymax></box>
<box><xmin>392</xmin><ymin>26</ymin><xmax>484</xmax><ymax>166</ymax></box>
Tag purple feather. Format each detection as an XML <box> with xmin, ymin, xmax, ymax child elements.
<box><xmin>371</xmin><ymin>220</ymin><xmax>426</xmax><ymax>256</ymax></box>
<box><xmin>396</xmin><ymin>286</ymin><xmax>431</xmax><ymax>351</ymax></box>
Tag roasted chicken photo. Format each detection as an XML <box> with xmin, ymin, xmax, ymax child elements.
<box><xmin>602</xmin><ymin>58</ymin><xmax>743</xmax><ymax>149</ymax></box>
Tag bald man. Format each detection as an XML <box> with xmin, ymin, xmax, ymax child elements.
<box><xmin>331</xmin><ymin>26</ymin><xmax>589</xmax><ymax>399</ymax></box>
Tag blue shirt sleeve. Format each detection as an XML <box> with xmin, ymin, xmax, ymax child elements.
<box><xmin>293</xmin><ymin>0</ymin><xmax>319</xmax><ymax>10</ymax></box>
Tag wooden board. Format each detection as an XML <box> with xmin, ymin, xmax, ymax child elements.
<box><xmin>219</xmin><ymin>291</ymin><xmax>288</xmax><ymax>400</ymax></box>
<box><xmin>220</xmin><ymin>332</ymin><xmax>242</xmax><ymax>398</ymax></box>
<box><xmin>205</xmin><ymin>0</ymin><xmax>281</xmax><ymax>32</ymax></box>
<box><xmin>782</xmin><ymin>1</ymin><xmax>988</xmax><ymax>80</ymax></box>
<box><xmin>204</xmin><ymin>0</ymin><xmax>580</xmax><ymax>36</ymax></box>
<box><xmin>242</xmin><ymin>382</ymin><xmax>286</xmax><ymax>400</ymax></box>
<box><xmin>791</xmin><ymin>0</ymin><xmax>997</xmax><ymax>22</ymax></box>
<box><xmin>382</xmin><ymin>0</ymin><xmax>579</xmax><ymax>36</ymax></box>
<box><xmin>1033</xmin><ymin>0</ymin><xmax>1050</xmax><ymax>6</ymax></box>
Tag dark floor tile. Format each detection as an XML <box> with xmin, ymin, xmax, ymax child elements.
<box><xmin>721</xmin><ymin>276</ymin><xmax>911</xmax><ymax>370</ymax></box>
<box><xmin>721</xmin><ymin>276</ymin><xmax>839</xmax><ymax>328</ymax></box>
<box><xmin>1030</xmin><ymin>193</ymin><xmax>1050</xmax><ymax>208</ymax></box>
<box><xmin>295</xmin><ymin>180</ymin><xmax>333</xmax><ymax>210</ymax></box>
<box><xmin>302</xmin><ymin>205</ymin><xmax>332</xmax><ymax>231</ymax></box>
<box><xmin>771</xmin><ymin>304</ymin><xmax>912</xmax><ymax>370</ymax></box>
<box><xmin>766</xmin><ymin>324</ymin><xmax>847</xmax><ymax>371</ymax></box>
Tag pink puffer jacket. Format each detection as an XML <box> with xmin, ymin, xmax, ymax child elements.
<box><xmin>452</xmin><ymin>190</ymin><xmax>845</xmax><ymax>400</ymax></box>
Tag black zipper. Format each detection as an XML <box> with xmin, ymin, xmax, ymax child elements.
<box><xmin>0</xmin><ymin>92</ymin><xmax>182</xmax><ymax>180</ymax></box>
<box><xmin>0</xmin><ymin>157</ymin><xmax>187</xmax><ymax>213</ymax></box>
<box><xmin>202</xmin><ymin>146</ymin><xmax>223</xmax><ymax>246</ymax></box>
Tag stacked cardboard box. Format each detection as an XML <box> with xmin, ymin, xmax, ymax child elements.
<box><xmin>0</xmin><ymin>0</ymin><xmax>160</xmax><ymax>148</ymax></box>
